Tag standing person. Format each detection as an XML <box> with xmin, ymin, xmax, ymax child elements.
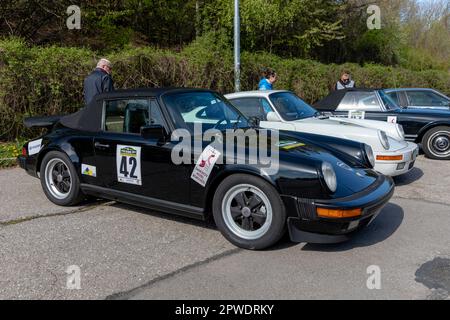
<box><xmin>335</xmin><ymin>71</ymin><xmax>356</xmax><ymax>90</ymax></box>
<box><xmin>83</xmin><ymin>58</ymin><xmax>114</xmax><ymax>105</ymax></box>
<box><xmin>258</xmin><ymin>68</ymin><xmax>277</xmax><ymax>91</ymax></box>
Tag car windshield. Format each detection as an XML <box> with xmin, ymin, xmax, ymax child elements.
<box><xmin>379</xmin><ymin>90</ymin><xmax>401</xmax><ymax>110</ymax></box>
<box><xmin>163</xmin><ymin>91</ymin><xmax>250</xmax><ymax>133</ymax></box>
<box><xmin>269</xmin><ymin>92</ymin><xmax>318</xmax><ymax>121</ymax></box>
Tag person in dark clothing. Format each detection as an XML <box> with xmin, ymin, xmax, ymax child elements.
<box><xmin>83</xmin><ymin>58</ymin><xmax>114</xmax><ymax>105</ymax></box>
<box><xmin>335</xmin><ymin>71</ymin><xmax>356</xmax><ymax>90</ymax></box>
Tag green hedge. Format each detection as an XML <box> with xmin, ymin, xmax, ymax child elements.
<box><xmin>1</xmin><ymin>37</ymin><xmax>449</xmax><ymax>141</ymax></box>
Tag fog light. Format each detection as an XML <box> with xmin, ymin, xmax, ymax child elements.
<box><xmin>396</xmin><ymin>163</ymin><xmax>406</xmax><ymax>170</ymax></box>
<box><xmin>317</xmin><ymin>208</ymin><xmax>362</xmax><ymax>219</ymax></box>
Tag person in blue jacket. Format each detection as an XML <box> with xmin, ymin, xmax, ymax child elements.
<box><xmin>258</xmin><ymin>68</ymin><xmax>277</xmax><ymax>91</ymax></box>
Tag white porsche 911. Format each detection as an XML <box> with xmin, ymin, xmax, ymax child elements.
<box><xmin>225</xmin><ymin>90</ymin><xmax>419</xmax><ymax>177</ymax></box>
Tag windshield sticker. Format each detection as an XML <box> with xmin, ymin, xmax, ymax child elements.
<box><xmin>81</xmin><ymin>164</ymin><xmax>97</xmax><ymax>177</ymax></box>
<box><xmin>116</xmin><ymin>145</ymin><xmax>142</xmax><ymax>185</ymax></box>
<box><xmin>191</xmin><ymin>145</ymin><xmax>221</xmax><ymax>187</ymax></box>
<box><xmin>348</xmin><ymin>110</ymin><xmax>365</xmax><ymax>120</ymax></box>
<box><xmin>387</xmin><ymin>116</ymin><xmax>397</xmax><ymax>123</ymax></box>
<box><xmin>28</xmin><ymin>139</ymin><xmax>43</xmax><ymax>156</ymax></box>
<box><xmin>277</xmin><ymin>140</ymin><xmax>306</xmax><ymax>150</ymax></box>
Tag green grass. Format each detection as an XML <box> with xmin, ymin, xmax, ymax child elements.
<box><xmin>0</xmin><ymin>139</ymin><xmax>25</xmax><ymax>168</ymax></box>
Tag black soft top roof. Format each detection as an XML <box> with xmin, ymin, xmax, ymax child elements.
<box><xmin>60</xmin><ymin>87</ymin><xmax>213</xmax><ymax>132</ymax></box>
<box><xmin>313</xmin><ymin>88</ymin><xmax>381</xmax><ymax>111</ymax></box>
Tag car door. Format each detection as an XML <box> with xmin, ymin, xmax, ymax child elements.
<box><xmin>93</xmin><ymin>97</ymin><xmax>189</xmax><ymax>204</ymax></box>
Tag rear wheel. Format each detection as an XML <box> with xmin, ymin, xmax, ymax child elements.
<box><xmin>422</xmin><ymin>126</ymin><xmax>450</xmax><ymax>160</ymax></box>
<box><xmin>212</xmin><ymin>174</ymin><xmax>286</xmax><ymax>250</ymax></box>
<box><xmin>40</xmin><ymin>151</ymin><xmax>84</xmax><ymax>206</ymax></box>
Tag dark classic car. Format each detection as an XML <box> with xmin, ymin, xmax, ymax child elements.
<box><xmin>18</xmin><ymin>88</ymin><xmax>394</xmax><ymax>250</ymax></box>
<box><xmin>314</xmin><ymin>88</ymin><xmax>450</xmax><ymax>160</ymax></box>
<box><xmin>385</xmin><ymin>88</ymin><xmax>450</xmax><ymax>111</ymax></box>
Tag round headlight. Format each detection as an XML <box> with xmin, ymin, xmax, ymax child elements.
<box><xmin>321</xmin><ymin>162</ymin><xmax>337</xmax><ymax>193</ymax></box>
<box><xmin>364</xmin><ymin>144</ymin><xmax>375</xmax><ymax>168</ymax></box>
<box><xmin>378</xmin><ymin>130</ymin><xmax>390</xmax><ymax>150</ymax></box>
<box><xmin>397</xmin><ymin>124</ymin><xmax>405</xmax><ymax>140</ymax></box>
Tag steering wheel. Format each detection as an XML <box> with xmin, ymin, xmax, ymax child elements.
<box><xmin>213</xmin><ymin>118</ymin><xmax>231</xmax><ymax>129</ymax></box>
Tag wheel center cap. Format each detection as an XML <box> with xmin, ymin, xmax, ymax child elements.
<box><xmin>57</xmin><ymin>175</ymin><xmax>63</xmax><ymax>182</ymax></box>
<box><xmin>241</xmin><ymin>207</ymin><xmax>251</xmax><ymax>218</ymax></box>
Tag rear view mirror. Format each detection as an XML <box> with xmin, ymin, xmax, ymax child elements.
<box><xmin>141</xmin><ymin>124</ymin><xmax>168</xmax><ymax>143</ymax></box>
<box><xmin>266</xmin><ymin>112</ymin><xmax>281</xmax><ymax>122</ymax></box>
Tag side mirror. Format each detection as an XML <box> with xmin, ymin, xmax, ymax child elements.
<box><xmin>141</xmin><ymin>124</ymin><xmax>168</xmax><ymax>142</ymax></box>
<box><xmin>248</xmin><ymin>116</ymin><xmax>261</xmax><ymax>127</ymax></box>
<box><xmin>266</xmin><ymin>111</ymin><xmax>281</xmax><ymax>122</ymax></box>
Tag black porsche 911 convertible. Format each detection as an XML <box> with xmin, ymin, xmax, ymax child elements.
<box><xmin>18</xmin><ymin>88</ymin><xmax>394</xmax><ymax>250</ymax></box>
<box><xmin>314</xmin><ymin>88</ymin><xmax>450</xmax><ymax>160</ymax></box>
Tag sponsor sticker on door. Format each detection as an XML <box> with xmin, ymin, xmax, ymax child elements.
<box><xmin>81</xmin><ymin>164</ymin><xmax>97</xmax><ymax>177</ymax></box>
<box><xmin>116</xmin><ymin>145</ymin><xmax>142</xmax><ymax>185</ymax></box>
<box><xmin>191</xmin><ymin>145</ymin><xmax>221</xmax><ymax>187</ymax></box>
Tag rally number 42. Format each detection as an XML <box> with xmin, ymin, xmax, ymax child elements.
<box><xmin>116</xmin><ymin>145</ymin><xmax>142</xmax><ymax>185</ymax></box>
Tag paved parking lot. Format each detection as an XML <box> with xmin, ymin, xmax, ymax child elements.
<box><xmin>1</xmin><ymin>156</ymin><xmax>449</xmax><ymax>300</ymax></box>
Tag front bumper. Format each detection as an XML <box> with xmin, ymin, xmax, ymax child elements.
<box><xmin>284</xmin><ymin>175</ymin><xmax>395</xmax><ymax>244</ymax></box>
<box><xmin>374</xmin><ymin>142</ymin><xmax>419</xmax><ymax>177</ymax></box>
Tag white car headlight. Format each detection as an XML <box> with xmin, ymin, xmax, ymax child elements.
<box><xmin>378</xmin><ymin>130</ymin><xmax>390</xmax><ymax>150</ymax></box>
<box><xmin>321</xmin><ymin>162</ymin><xmax>337</xmax><ymax>193</ymax></box>
<box><xmin>396</xmin><ymin>124</ymin><xmax>405</xmax><ymax>140</ymax></box>
<box><xmin>364</xmin><ymin>144</ymin><xmax>375</xmax><ymax>168</ymax></box>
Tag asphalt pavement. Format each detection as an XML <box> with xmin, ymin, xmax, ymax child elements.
<box><xmin>0</xmin><ymin>156</ymin><xmax>449</xmax><ymax>300</ymax></box>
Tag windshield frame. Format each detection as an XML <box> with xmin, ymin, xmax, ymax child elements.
<box><xmin>379</xmin><ymin>90</ymin><xmax>401</xmax><ymax>111</ymax></box>
<box><xmin>268</xmin><ymin>92</ymin><xmax>319</xmax><ymax>121</ymax></box>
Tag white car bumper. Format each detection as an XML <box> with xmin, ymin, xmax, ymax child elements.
<box><xmin>373</xmin><ymin>142</ymin><xmax>419</xmax><ymax>177</ymax></box>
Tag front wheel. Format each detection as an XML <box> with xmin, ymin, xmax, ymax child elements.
<box><xmin>40</xmin><ymin>151</ymin><xmax>84</xmax><ymax>206</ymax></box>
<box><xmin>212</xmin><ymin>174</ymin><xmax>286</xmax><ymax>250</ymax></box>
<box><xmin>422</xmin><ymin>126</ymin><xmax>450</xmax><ymax>160</ymax></box>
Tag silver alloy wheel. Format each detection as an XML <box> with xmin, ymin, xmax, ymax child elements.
<box><xmin>428</xmin><ymin>131</ymin><xmax>450</xmax><ymax>157</ymax></box>
<box><xmin>221</xmin><ymin>184</ymin><xmax>273</xmax><ymax>240</ymax></box>
<box><xmin>45</xmin><ymin>158</ymin><xmax>72</xmax><ymax>200</ymax></box>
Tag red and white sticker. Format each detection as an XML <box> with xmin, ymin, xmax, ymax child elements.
<box><xmin>387</xmin><ymin>116</ymin><xmax>397</xmax><ymax>123</ymax></box>
<box><xmin>191</xmin><ymin>145</ymin><xmax>221</xmax><ymax>187</ymax></box>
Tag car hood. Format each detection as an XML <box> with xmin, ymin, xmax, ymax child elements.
<box><xmin>328</xmin><ymin>117</ymin><xmax>404</xmax><ymax>140</ymax></box>
<box><xmin>216</xmin><ymin>129</ymin><xmax>380</xmax><ymax>198</ymax></box>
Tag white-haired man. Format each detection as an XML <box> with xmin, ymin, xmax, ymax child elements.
<box><xmin>83</xmin><ymin>58</ymin><xmax>115</xmax><ymax>105</ymax></box>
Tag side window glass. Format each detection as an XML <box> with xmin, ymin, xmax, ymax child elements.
<box><xmin>261</xmin><ymin>98</ymin><xmax>273</xmax><ymax>116</ymax></box>
<box><xmin>387</xmin><ymin>92</ymin><xmax>400</xmax><ymax>105</ymax></box>
<box><xmin>230</xmin><ymin>98</ymin><xmax>265</xmax><ymax>120</ymax></box>
<box><xmin>149</xmin><ymin>100</ymin><xmax>165</xmax><ymax>126</ymax></box>
<box><xmin>407</xmin><ymin>91</ymin><xmax>448</xmax><ymax>107</ymax></box>
<box><xmin>104</xmin><ymin>99</ymin><xmax>150</xmax><ymax>134</ymax></box>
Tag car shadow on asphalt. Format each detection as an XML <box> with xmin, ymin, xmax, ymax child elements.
<box><xmin>111</xmin><ymin>202</ymin><xmax>217</xmax><ymax>230</ymax></box>
<box><xmin>299</xmin><ymin>203</ymin><xmax>404</xmax><ymax>252</ymax></box>
<box><xmin>393</xmin><ymin>167</ymin><xmax>424</xmax><ymax>186</ymax></box>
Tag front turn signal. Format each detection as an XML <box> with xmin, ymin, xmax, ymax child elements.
<box><xmin>317</xmin><ymin>208</ymin><xmax>362</xmax><ymax>219</ymax></box>
<box><xmin>376</xmin><ymin>155</ymin><xmax>403</xmax><ymax>161</ymax></box>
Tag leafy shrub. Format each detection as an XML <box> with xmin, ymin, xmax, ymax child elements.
<box><xmin>1</xmin><ymin>37</ymin><xmax>449</xmax><ymax>141</ymax></box>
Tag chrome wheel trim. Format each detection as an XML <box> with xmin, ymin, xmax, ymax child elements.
<box><xmin>221</xmin><ymin>184</ymin><xmax>273</xmax><ymax>240</ymax></box>
<box><xmin>428</xmin><ymin>131</ymin><xmax>450</xmax><ymax>158</ymax></box>
<box><xmin>45</xmin><ymin>158</ymin><xmax>72</xmax><ymax>200</ymax></box>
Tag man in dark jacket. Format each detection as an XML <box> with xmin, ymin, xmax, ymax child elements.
<box><xmin>83</xmin><ymin>58</ymin><xmax>114</xmax><ymax>105</ymax></box>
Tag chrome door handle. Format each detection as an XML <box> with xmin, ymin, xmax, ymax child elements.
<box><xmin>95</xmin><ymin>142</ymin><xmax>110</xmax><ymax>149</ymax></box>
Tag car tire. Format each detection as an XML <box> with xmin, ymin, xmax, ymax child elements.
<box><xmin>422</xmin><ymin>126</ymin><xmax>450</xmax><ymax>160</ymax></box>
<box><xmin>40</xmin><ymin>151</ymin><xmax>84</xmax><ymax>206</ymax></box>
<box><xmin>212</xmin><ymin>174</ymin><xmax>286</xmax><ymax>250</ymax></box>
